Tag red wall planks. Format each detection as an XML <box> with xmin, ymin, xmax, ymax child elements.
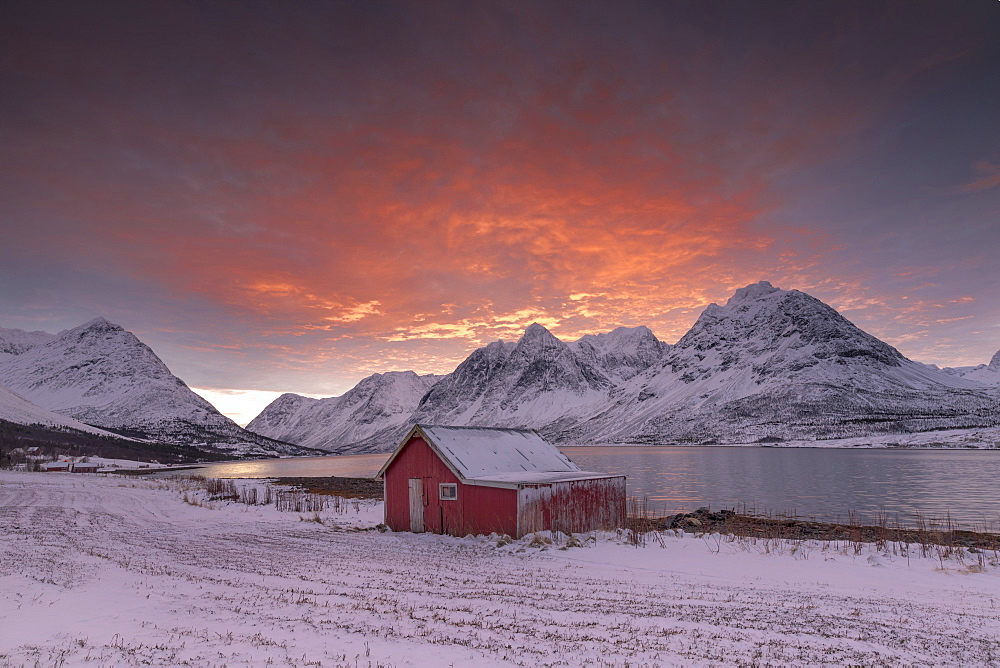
<box><xmin>383</xmin><ymin>436</ymin><xmax>519</xmax><ymax>536</ymax></box>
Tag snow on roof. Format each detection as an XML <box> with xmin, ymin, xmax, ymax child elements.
<box><xmin>420</xmin><ymin>425</ymin><xmax>581</xmax><ymax>479</ymax></box>
<box><xmin>380</xmin><ymin>424</ymin><xmax>583</xmax><ymax>481</ymax></box>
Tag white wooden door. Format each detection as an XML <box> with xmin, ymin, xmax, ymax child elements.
<box><xmin>408</xmin><ymin>478</ymin><xmax>424</xmax><ymax>533</ymax></box>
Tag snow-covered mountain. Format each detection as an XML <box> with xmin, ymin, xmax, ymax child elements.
<box><xmin>412</xmin><ymin>323</ymin><xmax>616</xmax><ymax>426</ymax></box>
<box><xmin>568</xmin><ymin>282</ymin><xmax>999</xmax><ymax>444</ymax></box>
<box><xmin>0</xmin><ymin>318</ymin><xmax>320</xmax><ymax>457</ymax></box>
<box><xmin>246</xmin><ymin>371</ymin><xmax>440</xmax><ymax>450</ymax></box>
<box><xmin>940</xmin><ymin>350</ymin><xmax>1000</xmax><ymax>386</ymax></box>
<box><xmin>248</xmin><ymin>281</ymin><xmax>999</xmax><ymax>454</ymax></box>
<box><xmin>250</xmin><ymin>323</ymin><xmax>671</xmax><ymax>453</ymax></box>
<box><xmin>0</xmin><ymin>326</ymin><xmax>56</xmax><ymax>362</ymax></box>
<box><xmin>570</xmin><ymin>326</ymin><xmax>670</xmax><ymax>381</ymax></box>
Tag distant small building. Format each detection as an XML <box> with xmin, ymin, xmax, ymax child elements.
<box><xmin>41</xmin><ymin>461</ymin><xmax>70</xmax><ymax>472</ymax></box>
<box><xmin>70</xmin><ymin>462</ymin><xmax>99</xmax><ymax>473</ymax></box>
<box><xmin>377</xmin><ymin>424</ymin><xmax>626</xmax><ymax>538</ymax></box>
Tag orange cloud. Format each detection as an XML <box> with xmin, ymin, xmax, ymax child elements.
<box><xmin>7</xmin><ymin>1</ymin><xmax>996</xmax><ymax>391</ymax></box>
<box><xmin>957</xmin><ymin>160</ymin><xmax>1000</xmax><ymax>193</ymax></box>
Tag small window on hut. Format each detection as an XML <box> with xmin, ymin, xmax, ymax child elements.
<box><xmin>439</xmin><ymin>483</ymin><xmax>458</xmax><ymax>501</ymax></box>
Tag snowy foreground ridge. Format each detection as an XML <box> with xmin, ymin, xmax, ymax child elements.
<box><xmin>2</xmin><ymin>472</ymin><xmax>1000</xmax><ymax>666</ymax></box>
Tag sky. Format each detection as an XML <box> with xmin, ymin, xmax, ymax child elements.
<box><xmin>1</xmin><ymin>0</ymin><xmax>998</xmax><ymax>423</ymax></box>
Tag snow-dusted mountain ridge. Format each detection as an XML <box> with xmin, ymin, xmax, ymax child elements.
<box><xmin>246</xmin><ymin>371</ymin><xmax>439</xmax><ymax>450</ymax></box>
<box><xmin>570</xmin><ymin>325</ymin><xmax>670</xmax><ymax>380</ymax></box>
<box><xmin>939</xmin><ymin>349</ymin><xmax>1000</xmax><ymax>386</ymax></box>
<box><xmin>249</xmin><ymin>322</ymin><xmax>667</xmax><ymax>453</ymax></box>
<box><xmin>249</xmin><ymin>281</ymin><xmax>1000</xmax><ymax>453</ymax></box>
<box><xmin>409</xmin><ymin>322</ymin><xmax>616</xmax><ymax>427</ymax></box>
<box><xmin>0</xmin><ymin>326</ymin><xmax>56</xmax><ymax>361</ymax></box>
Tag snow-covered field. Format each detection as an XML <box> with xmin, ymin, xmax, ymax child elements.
<box><xmin>2</xmin><ymin>471</ymin><xmax>999</xmax><ymax>666</ymax></box>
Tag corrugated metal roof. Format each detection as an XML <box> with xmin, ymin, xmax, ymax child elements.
<box><xmin>418</xmin><ymin>424</ymin><xmax>580</xmax><ymax>479</ymax></box>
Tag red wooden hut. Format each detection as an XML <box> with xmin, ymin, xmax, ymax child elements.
<box><xmin>377</xmin><ymin>424</ymin><xmax>626</xmax><ymax>538</ymax></box>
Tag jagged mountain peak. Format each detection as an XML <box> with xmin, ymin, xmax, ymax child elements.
<box><xmin>990</xmin><ymin>350</ymin><xmax>1000</xmax><ymax>371</ymax></box>
<box><xmin>343</xmin><ymin>370</ymin><xmax>435</xmax><ymax>408</ymax></box>
<box><xmin>275</xmin><ymin>392</ymin><xmax>317</xmax><ymax>407</ymax></box>
<box><xmin>517</xmin><ymin>322</ymin><xmax>563</xmax><ymax>349</ymax></box>
<box><xmin>399</xmin><ymin>322</ymin><xmax>617</xmax><ymax>443</ymax></box>
<box><xmin>582</xmin><ymin>325</ymin><xmax>657</xmax><ymax>344</ymax></box>
<box><xmin>568</xmin><ymin>284</ymin><xmax>999</xmax><ymax>446</ymax></box>
<box><xmin>77</xmin><ymin>316</ymin><xmax>120</xmax><ymax>331</ymax></box>
<box><xmin>508</xmin><ymin>323</ymin><xmax>578</xmax><ymax>370</ymax></box>
<box><xmin>619</xmin><ymin>324</ymin><xmax>654</xmax><ymax>337</ymax></box>
<box><xmin>43</xmin><ymin>317</ymin><xmax>126</xmax><ymax>344</ymax></box>
<box><xmin>0</xmin><ymin>318</ymin><xmax>214</xmax><ymax>421</ymax></box>
<box><xmin>726</xmin><ymin>280</ymin><xmax>782</xmax><ymax>305</ymax></box>
<box><xmin>572</xmin><ymin>326</ymin><xmax>669</xmax><ymax>381</ymax></box>
<box><xmin>357</xmin><ymin>369</ymin><xmax>420</xmax><ymax>383</ymax></box>
<box><xmin>676</xmin><ymin>283</ymin><xmax>904</xmax><ymax>369</ymax></box>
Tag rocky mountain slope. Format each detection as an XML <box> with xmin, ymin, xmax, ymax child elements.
<box><xmin>0</xmin><ymin>318</ymin><xmax>321</xmax><ymax>458</ymax></box>
<box><xmin>248</xmin><ymin>281</ymin><xmax>1000</xmax><ymax>454</ymax></box>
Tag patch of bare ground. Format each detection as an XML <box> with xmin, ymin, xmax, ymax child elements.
<box><xmin>272</xmin><ymin>475</ymin><xmax>382</xmax><ymax>499</ymax></box>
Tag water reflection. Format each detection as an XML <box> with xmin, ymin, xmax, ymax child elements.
<box><xmin>191</xmin><ymin>453</ymin><xmax>389</xmax><ymax>479</ymax></box>
<box><xmin>563</xmin><ymin>446</ymin><xmax>1000</xmax><ymax>529</ymax></box>
<box><xmin>189</xmin><ymin>447</ymin><xmax>1000</xmax><ymax>529</ymax></box>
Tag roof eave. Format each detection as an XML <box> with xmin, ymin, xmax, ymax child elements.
<box><xmin>467</xmin><ymin>473</ymin><xmax>626</xmax><ymax>487</ymax></box>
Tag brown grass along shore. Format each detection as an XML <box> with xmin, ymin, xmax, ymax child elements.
<box><xmin>626</xmin><ymin>498</ymin><xmax>1000</xmax><ymax>551</ymax></box>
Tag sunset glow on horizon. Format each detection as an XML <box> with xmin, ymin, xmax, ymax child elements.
<box><xmin>2</xmin><ymin>1</ymin><xmax>998</xmax><ymax>409</ymax></box>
